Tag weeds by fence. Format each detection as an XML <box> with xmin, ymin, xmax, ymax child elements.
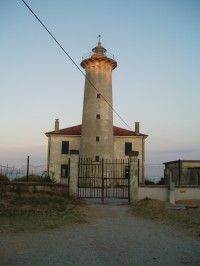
<box><xmin>0</xmin><ymin>164</ymin><xmax>47</xmax><ymax>180</ymax></box>
<box><xmin>1</xmin><ymin>163</ymin><xmax>164</xmax><ymax>183</ymax></box>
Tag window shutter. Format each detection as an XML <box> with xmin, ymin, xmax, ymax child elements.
<box><xmin>62</xmin><ymin>141</ymin><xmax>69</xmax><ymax>154</ymax></box>
<box><xmin>125</xmin><ymin>142</ymin><xmax>132</xmax><ymax>156</ymax></box>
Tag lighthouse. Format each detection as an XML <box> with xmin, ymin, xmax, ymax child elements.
<box><xmin>45</xmin><ymin>37</ymin><xmax>148</xmax><ymax>183</ymax></box>
<box><xmin>80</xmin><ymin>36</ymin><xmax>117</xmax><ymax>160</ymax></box>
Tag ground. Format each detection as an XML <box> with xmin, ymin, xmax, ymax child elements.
<box><xmin>0</xmin><ymin>192</ymin><xmax>199</xmax><ymax>240</ymax></box>
<box><xmin>0</xmin><ymin>196</ymin><xmax>200</xmax><ymax>266</ymax></box>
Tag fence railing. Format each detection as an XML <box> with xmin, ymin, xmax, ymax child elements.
<box><xmin>82</xmin><ymin>51</ymin><xmax>116</xmax><ymax>61</ymax></box>
<box><xmin>144</xmin><ymin>164</ymin><xmax>164</xmax><ymax>184</ymax></box>
<box><xmin>0</xmin><ymin>164</ymin><xmax>47</xmax><ymax>180</ymax></box>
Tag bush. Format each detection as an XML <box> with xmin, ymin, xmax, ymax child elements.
<box><xmin>41</xmin><ymin>171</ymin><xmax>55</xmax><ymax>183</ymax></box>
<box><xmin>156</xmin><ymin>177</ymin><xmax>164</xmax><ymax>185</ymax></box>
<box><xmin>12</xmin><ymin>174</ymin><xmax>55</xmax><ymax>183</ymax></box>
<box><xmin>13</xmin><ymin>175</ymin><xmax>40</xmax><ymax>182</ymax></box>
<box><xmin>144</xmin><ymin>179</ymin><xmax>156</xmax><ymax>185</ymax></box>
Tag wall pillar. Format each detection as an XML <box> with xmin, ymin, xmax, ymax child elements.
<box><xmin>69</xmin><ymin>151</ymin><xmax>79</xmax><ymax>199</ymax></box>
<box><xmin>169</xmin><ymin>170</ymin><xmax>175</xmax><ymax>204</ymax></box>
<box><xmin>129</xmin><ymin>151</ymin><xmax>139</xmax><ymax>204</ymax></box>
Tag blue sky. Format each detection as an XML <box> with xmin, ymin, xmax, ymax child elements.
<box><xmin>0</xmin><ymin>0</ymin><xmax>199</xmax><ymax>168</ymax></box>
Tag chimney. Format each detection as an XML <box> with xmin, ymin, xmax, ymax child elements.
<box><xmin>55</xmin><ymin>119</ymin><xmax>59</xmax><ymax>131</ymax></box>
<box><xmin>135</xmin><ymin>122</ymin><xmax>140</xmax><ymax>135</ymax></box>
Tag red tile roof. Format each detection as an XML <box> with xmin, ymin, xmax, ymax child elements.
<box><xmin>113</xmin><ymin>126</ymin><xmax>147</xmax><ymax>137</ymax></box>
<box><xmin>45</xmin><ymin>124</ymin><xmax>147</xmax><ymax>137</ymax></box>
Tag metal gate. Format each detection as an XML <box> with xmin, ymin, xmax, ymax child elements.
<box><xmin>78</xmin><ymin>158</ymin><xmax>130</xmax><ymax>202</ymax></box>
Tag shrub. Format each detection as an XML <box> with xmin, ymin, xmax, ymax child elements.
<box><xmin>156</xmin><ymin>177</ymin><xmax>164</xmax><ymax>185</ymax></box>
<box><xmin>13</xmin><ymin>175</ymin><xmax>43</xmax><ymax>182</ymax></box>
<box><xmin>144</xmin><ymin>179</ymin><xmax>156</xmax><ymax>185</ymax></box>
<box><xmin>12</xmin><ymin>174</ymin><xmax>55</xmax><ymax>183</ymax></box>
<box><xmin>41</xmin><ymin>171</ymin><xmax>55</xmax><ymax>183</ymax></box>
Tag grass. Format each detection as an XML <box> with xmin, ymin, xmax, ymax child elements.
<box><xmin>12</xmin><ymin>174</ymin><xmax>53</xmax><ymax>182</ymax></box>
<box><xmin>131</xmin><ymin>198</ymin><xmax>200</xmax><ymax>239</ymax></box>
<box><xmin>0</xmin><ymin>192</ymin><xmax>87</xmax><ymax>234</ymax></box>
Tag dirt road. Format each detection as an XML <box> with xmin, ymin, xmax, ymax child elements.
<box><xmin>0</xmin><ymin>201</ymin><xmax>200</xmax><ymax>266</ymax></box>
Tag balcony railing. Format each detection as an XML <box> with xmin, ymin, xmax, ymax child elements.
<box><xmin>82</xmin><ymin>51</ymin><xmax>116</xmax><ymax>61</ymax></box>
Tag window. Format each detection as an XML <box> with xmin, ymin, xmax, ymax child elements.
<box><xmin>125</xmin><ymin>142</ymin><xmax>132</xmax><ymax>156</ymax></box>
<box><xmin>62</xmin><ymin>141</ymin><xmax>69</xmax><ymax>154</ymax></box>
<box><xmin>96</xmin><ymin>156</ymin><xmax>100</xmax><ymax>162</ymax></box>
<box><xmin>97</xmin><ymin>93</ymin><xmax>100</xmax><ymax>98</ymax></box>
<box><xmin>96</xmin><ymin>136</ymin><xmax>100</xmax><ymax>142</ymax></box>
<box><xmin>96</xmin><ymin>114</ymin><xmax>100</xmax><ymax>119</ymax></box>
<box><xmin>61</xmin><ymin>164</ymin><xmax>68</xmax><ymax>178</ymax></box>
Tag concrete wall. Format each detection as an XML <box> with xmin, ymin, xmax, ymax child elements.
<box><xmin>175</xmin><ymin>186</ymin><xmax>200</xmax><ymax>201</ymax></box>
<box><xmin>0</xmin><ymin>182</ymin><xmax>69</xmax><ymax>196</ymax></box>
<box><xmin>138</xmin><ymin>185</ymin><xmax>200</xmax><ymax>202</ymax></box>
<box><xmin>68</xmin><ymin>153</ymin><xmax>79</xmax><ymax>199</ymax></box>
<box><xmin>138</xmin><ymin>185</ymin><xmax>169</xmax><ymax>201</ymax></box>
<box><xmin>1</xmin><ymin>183</ymin><xmax>199</xmax><ymax>202</ymax></box>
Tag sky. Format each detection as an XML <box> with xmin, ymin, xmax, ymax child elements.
<box><xmin>0</xmin><ymin>0</ymin><xmax>200</xmax><ymax>169</ymax></box>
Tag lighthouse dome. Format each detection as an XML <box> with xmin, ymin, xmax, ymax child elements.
<box><xmin>92</xmin><ymin>35</ymin><xmax>107</xmax><ymax>55</ymax></box>
<box><xmin>92</xmin><ymin>43</ymin><xmax>107</xmax><ymax>55</ymax></box>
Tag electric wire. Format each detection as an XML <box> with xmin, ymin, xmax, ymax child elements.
<box><xmin>21</xmin><ymin>0</ymin><xmax>133</xmax><ymax>131</ymax></box>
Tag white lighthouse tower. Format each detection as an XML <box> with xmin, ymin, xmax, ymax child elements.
<box><xmin>80</xmin><ymin>36</ymin><xmax>117</xmax><ymax>160</ymax></box>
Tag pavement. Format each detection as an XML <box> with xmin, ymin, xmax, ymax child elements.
<box><xmin>0</xmin><ymin>199</ymin><xmax>200</xmax><ymax>266</ymax></box>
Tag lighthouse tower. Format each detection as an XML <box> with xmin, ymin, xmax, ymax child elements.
<box><xmin>80</xmin><ymin>36</ymin><xmax>117</xmax><ymax>160</ymax></box>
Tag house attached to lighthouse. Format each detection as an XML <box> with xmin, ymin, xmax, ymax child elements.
<box><xmin>45</xmin><ymin>38</ymin><xmax>148</xmax><ymax>183</ymax></box>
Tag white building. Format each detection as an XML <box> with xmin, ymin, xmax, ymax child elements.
<box><xmin>45</xmin><ymin>122</ymin><xmax>147</xmax><ymax>183</ymax></box>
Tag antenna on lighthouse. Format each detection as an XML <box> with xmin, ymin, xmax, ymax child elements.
<box><xmin>98</xmin><ymin>34</ymin><xmax>101</xmax><ymax>46</ymax></box>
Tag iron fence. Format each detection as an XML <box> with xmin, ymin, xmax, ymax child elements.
<box><xmin>78</xmin><ymin>158</ymin><xmax>129</xmax><ymax>201</ymax></box>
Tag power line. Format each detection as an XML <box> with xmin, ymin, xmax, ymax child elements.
<box><xmin>21</xmin><ymin>0</ymin><xmax>133</xmax><ymax>131</ymax></box>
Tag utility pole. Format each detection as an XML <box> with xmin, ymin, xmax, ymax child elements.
<box><xmin>26</xmin><ymin>156</ymin><xmax>29</xmax><ymax>181</ymax></box>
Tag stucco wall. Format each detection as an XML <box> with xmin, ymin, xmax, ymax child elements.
<box><xmin>47</xmin><ymin>134</ymin><xmax>145</xmax><ymax>183</ymax></box>
<box><xmin>48</xmin><ymin>135</ymin><xmax>80</xmax><ymax>182</ymax></box>
<box><xmin>138</xmin><ymin>186</ymin><xmax>169</xmax><ymax>201</ymax></box>
<box><xmin>80</xmin><ymin>59</ymin><xmax>115</xmax><ymax>159</ymax></box>
<box><xmin>175</xmin><ymin>186</ymin><xmax>200</xmax><ymax>200</ymax></box>
<box><xmin>114</xmin><ymin>136</ymin><xmax>145</xmax><ymax>183</ymax></box>
<box><xmin>138</xmin><ymin>185</ymin><xmax>200</xmax><ymax>202</ymax></box>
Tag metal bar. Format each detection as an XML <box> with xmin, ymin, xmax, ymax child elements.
<box><xmin>78</xmin><ymin>158</ymin><xmax>130</xmax><ymax>200</ymax></box>
<box><xmin>101</xmin><ymin>159</ymin><xmax>104</xmax><ymax>203</ymax></box>
<box><xmin>26</xmin><ymin>155</ymin><xmax>29</xmax><ymax>181</ymax></box>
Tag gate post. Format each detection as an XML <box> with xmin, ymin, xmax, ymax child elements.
<box><xmin>69</xmin><ymin>150</ymin><xmax>79</xmax><ymax>199</ymax></box>
<box><xmin>129</xmin><ymin>151</ymin><xmax>139</xmax><ymax>204</ymax></box>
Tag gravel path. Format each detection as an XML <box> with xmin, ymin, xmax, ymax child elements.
<box><xmin>0</xmin><ymin>200</ymin><xmax>200</xmax><ymax>266</ymax></box>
